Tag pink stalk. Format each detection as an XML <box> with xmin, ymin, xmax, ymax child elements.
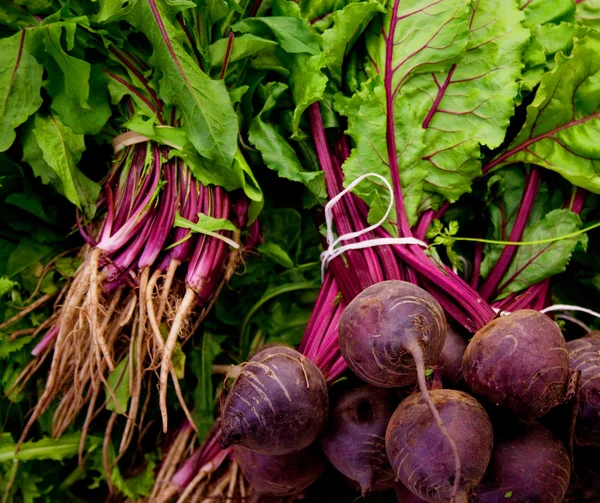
<box><xmin>479</xmin><ymin>168</ymin><xmax>541</xmax><ymax>301</ymax></box>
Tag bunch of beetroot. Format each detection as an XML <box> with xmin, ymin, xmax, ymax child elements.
<box><xmin>217</xmin><ymin>278</ymin><xmax>590</xmax><ymax>503</ymax></box>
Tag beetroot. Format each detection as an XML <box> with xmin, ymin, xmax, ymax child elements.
<box><xmin>220</xmin><ymin>346</ymin><xmax>328</xmax><ymax>455</ymax></box>
<box><xmin>339</xmin><ymin>281</ymin><xmax>466</xmax><ymax>497</ymax></box>
<box><xmin>462</xmin><ymin>310</ymin><xmax>570</xmax><ymax>419</ymax></box>
<box><xmin>338</xmin><ymin>280</ymin><xmax>447</xmax><ymax>389</ymax></box>
<box><xmin>473</xmin><ymin>423</ymin><xmax>570</xmax><ymax>503</ymax></box>
<box><xmin>567</xmin><ymin>331</ymin><xmax>600</xmax><ymax>446</ymax></box>
<box><xmin>395</xmin><ymin>482</ymin><xmax>427</xmax><ymax>502</ymax></box>
<box><xmin>320</xmin><ymin>384</ymin><xmax>397</xmax><ymax>495</ymax></box>
<box><xmin>339</xmin><ymin>280</ymin><xmax>447</xmax><ymax>388</ymax></box>
<box><xmin>439</xmin><ymin>325</ymin><xmax>467</xmax><ymax>386</ymax></box>
<box><xmin>233</xmin><ymin>443</ymin><xmax>326</xmax><ymax>496</ymax></box>
<box><xmin>385</xmin><ymin>389</ymin><xmax>493</xmax><ymax>503</ymax></box>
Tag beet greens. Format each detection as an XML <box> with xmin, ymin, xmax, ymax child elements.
<box><xmin>1</xmin><ymin>0</ymin><xmax>600</xmax><ymax>500</ymax></box>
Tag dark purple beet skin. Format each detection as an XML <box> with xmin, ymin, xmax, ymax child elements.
<box><xmin>233</xmin><ymin>443</ymin><xmax>326</xmax><ymax>496</ymax></box>
<box><xmin>338</xmin><ymin>281</ymin><xmax>447</xmax><ymax>388</ymax></box>
<box><xmin>219</xmin><ymin>346</ymin><xmax>328</xmax><ymax>455</ymax></box>
<box><xmin>462</xmin><ymin>310</ymin><xmax>570</xmax><ymax>419</ymax></box>
<box><xmin>320</xmin><ymin>384</ymin><xmax>397</xmax><ymax>495</ymax></box>
<box><xmin>439</xmin><ymin>325</ymin><xmax>467</xmax><ymax>386</ymax></box>
<box><xmin>395</xmin><ymin>481</ymin><xmax>427</xmax><ymax>502</ymax></box>
<box><xmin>473</xmin><ymin>423</ymin><xmax>571</xmax><ymax>503</ymax></box>
<box><xmin>567</xmin><ymin>331</ymin><xmax>600</xmax><ymax>446</ymax></box>
<box><xmin>385</xmin><ymin>389</ymin><xmax>493</xmax><ymax>503</ymax></box>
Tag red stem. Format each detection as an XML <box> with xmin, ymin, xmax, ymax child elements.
<box><xmin>384</xmin><ymin>0</ymin><xmax>412</xmax><ymax>238</ymax></box>
<box><xmin>479</xmin><ymin>168</ymin><xmax>541</xmax><ymax>301</ymax></box>
<box><xmin>220</xmin><ymin>32</ymin><xmax>235</xmax><ymax>80</ymax></box>
<box><xmin>422</xmin><ymin>65</ymin><xmax>456</xmax><ymax>129</ymax></box>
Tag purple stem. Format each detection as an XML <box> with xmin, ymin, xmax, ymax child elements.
<box><xmin>422</xmin><ymin>65</ymin><xmax>456</xmax><ymax>129</ymax></box>
<box><xmin>176</xmin><ymin>15</ymin><xmax>205</xmax><ymax>72</ymax></box>
<box><xmin>31</xmin><ymin>325</ymin><xmax>59</xmax><ymax>356</ymax></box>
<box><xmin>102</xmin><ymin>69</ymin><xmax>163</xmax><ymax>121</ymax></box>
<box><xmin>311</xmin><ymin>105</ymin><xmax>494</xmax><ymax>330</ymax></box>
<box><xmin>220</xmin><ymin>32</ymin><xmax>235</xmax><ymax>80</ymax></box>
<box><xmin>248</xmin><ymin>0</ymin><xmax>264</xmax><ymax>17</ymax></box>
<box><xmin>471</xmin><ymin>239</ymin><xmax>483</xmax><ymax>290</ymax></box>
<box><xmin>138</xmin><ymin>159</ymin><xmax>179</xmax><ymax>269</ymax></box>
<box><xmin>97</xmin><ymin>148</ymin><xmax>161</xmax><ymax>254</ymax></box>
<box><xmin>107</xmin><ymin>47</ymin><xmax>164</xmax><ymax>117</ymax></box>
<box><xmin>479</xmin><ymin>168</ymin><xmax>541</xmax><ymax>301</ymax></box>
<box><xmin>570</xmin><ymin>188</ymin><xmax>587</xmax><ymax>214</ymax></box>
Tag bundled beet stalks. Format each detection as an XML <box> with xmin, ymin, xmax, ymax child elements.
<box><xmin>12</xmin><ymin>40</ymin><xmax>255</xmax><ymax>453</ymax></box>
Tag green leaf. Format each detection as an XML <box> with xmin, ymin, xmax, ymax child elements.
<box><xmin>260</xmin><ymin>208</ymin><xmax>302</xmax><ymax>251</ymax></box>
<box><xmin>174</xmin><ymin>212</ymin><xmax>240</xmax><ymax>248</ymax></box>
<box><xmin>487</xmin><ymin>34</ymin><xmax>600</xmax><ymax>193</ymax></box>
<box><xmin>402</xmin><ymin>0</ymin><xmax>529</xmax><ymax>210</ymax></box>
<box><xmin>191</xmin><ymin>332</ymin><xmax>225</xmax><ymax>439</ymax></box>
<box><xmin>518</xmin><ymin>0</ymin><xmax>575</xmax><ymax>26</ymax></box>
<box><xmin>290</xmin><ymin>52</ymin><xmax>328</xmax><ymax>137</ymax></box>
<box><xmin>577</xmin><ymin>0</ymin><xmax>600</xmax><ymax>27</ymax></box>
<box><xmin>125</xmin><ymin>0</ymin><xmax>238</xmax><ymax>169</ymax></box>
<box><xmin>320</xmin><ymin>0</ymin><xmax>385</xmax><ymax>86</ymax></box>
<box><xmin>0</xmin><ymin>433</ymin><xmax>100</xmax><ymax>462</ymax></box>
<box><xmin>0</xmin><ymin>30</ymin><xmax>43</xmax><ymax>152</ymax></box>
<box><xmin>497</xmin><ymin>209</ymin><xmax>586</xmax><ymax>298</ymax></box>
<box><xmin>6</xmin><ymin>238</ymin><xmax>51</xmax><ymax>279</ymax></box>
<box><xmin>176</xmin><ymin>213</ymin><xmax>237</xmax><ymax>233</ymax></box>
<box><xmin>0</xmin><ymin>277</ymin><xmax>16</xmax><ymax>297</ymax></box>
<box><xmin>208</xmin><ymin>34</ymin><xmax>277</xmax><ymax>68</ymax></box>
<box><xmin>504</xmin><ymin>491</ymin><xmax>513</xmax><ymax>498</ymax></box>
<box><xmin>22</xmin><ymin>113</ymin><xmax>100</xmax><ymax>217</ymax></box>
<box><xmin>40</xmin><ymin>21</ymin><xmax>111</xmax><ymax>134</ymax></box>
<box><xmin>110</xmin><ymin>452</ymin><xmax>157</xmax><ymax>499</ymax></box>
<box><xmin>248</xmin><ymin>82</ymin><xmax>324</xmax><ymax>195</ymax></box>
<box><xmin>232</xmin><ymin>17</ymin><xmax>321</xmax><ymax>54</ymax></box>
<box><xmin>480</xmin><ymin>166</ymin><xmax>564</xmax><ymax>279</ymax></box>
<box><xmin>196</xmin><ymin>0</ymin><xmax>229</xmax><ymax>25</ymax></box>
<box><xmin>105</xmin><ymin>356</ymin><xmax>131</xmax><ymax>413</ymax></box>
<box><xmin>95</xmin><ymin>0</ymin><xmax>135</xmax><ymax>22</ymax></box>
<box><xmin>521</xmin><ymin>22</ymin><xmax>589</xmax><ymax>91</ymax></box>
<box><xmin>343</xmin><ymin>0</ymin><xmax>473</xmax><ymax>225</ymax></box>
<box><xmin>257</xmin><ymin>242</ymin><xmax>294</xmax><ymax>268</ymax></box>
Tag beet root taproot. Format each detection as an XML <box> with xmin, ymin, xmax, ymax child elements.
<box><xmin>473</xmin><ymin>422</ymin><xmax>570</xmax><ymax>503</ymax></box>
<box><xmin>320</xmin><ymin>384</ymin><xmax>398</xmax><ymax>495</ymax></box>
<box><xmin>338</xmin><ymin>280</ymin><xmax>447</xmax><ymax>388</ymax></box>
<box><xmin>462</xmin><ymin>310</ymin><xmax>570</xmax><ymax>419</ymax></box>
<box><xmin>233</xmin><ymin>443</ymin><xmax>326</xmax><ymax>496</ymax></box>
<box><xmin>567</xmin><ymin>331</ymin><xmax>600</xmax><ymax>446</ymax></box>
<box><xmin>385</xmin><ymin>389</ymin><xmax>493</xmax><ymax>503</ymax></box>
<box><xmin>220</xmin><ymin>346</ymin><xmax>328</xmax><ymax>455</ymax></box>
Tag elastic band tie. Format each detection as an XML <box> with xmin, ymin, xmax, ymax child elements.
<box><xmin>320</xmin><ymin>172</ymin><xmax>427</xmax><ymax>281</ymax></box>
<box><xmin>112</xmin><ymin>126</ymin><xmax>183</xmax><ymax>154</ymax></box>
<box><xmin>112</xmin><ymin>131</ymin><xmax>150</xmax><ymax>154</ymax></box>
<box><xmin>540</xmin><ymin>304</ymin><xmax>600</xmax><ymax>319</ymax></box>
<box><xmin>493</xmin><ymin>304</ymin><xmax>600</xmax><ymax>321</ymax></box>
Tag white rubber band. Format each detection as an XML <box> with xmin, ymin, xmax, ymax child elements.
<box><xmin>320</xmin><ymin>172</ymin><xmax>427</xmax><ymax>281</ymax></box>
<box><xmin>112</xmin><ymin>131</ymin><xmax>151</xmax><ymax>154</ymax></box>
<box><xmin>493</xmin><ymin>304</ymin><xmax>600</xmax><ymax>321</ymax></box>
<box><xmin>541</xmin><ymin>304</ymin><xmax>600</xmax><ymax>319</ymax></box>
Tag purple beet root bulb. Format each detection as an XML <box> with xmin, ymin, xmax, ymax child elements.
<box><xmin>338</xmin><ymin>280</ymin><xmax>447</xmax><ymax>388</ymax></box>
<box><xmin>462</xmin><ymin>310</ymin><xmax>570</xmax><ymax>419</ymax></box>
<box><xmin>386</xmin><ymin>389</ymin><xmax>493</xmax><ymax>503</ymax></box>
<box><xmin>567</xmin><ymin>331</ymin><xmax>600</xmax><ymax>446</ymax></box>
<box><xmin>473</xmin><ymin>423</ymin><xmax>570</xmax><ymax>503</ymax></box>
<box><xmin>439</xmin><ymin>325</ymin><xmax>467</xmax><ymax>386</ymax></box>
<box><xmin>233</xmin><ymin>443</ymin><xmax>326</xmax><ymax>496</ymax></box>
<box><xmin>220</xmin><ymin>346</ymin><xmax>328</xmax><ymax>455</ymax></box>
<box><xmin>321</xmin><ymin>384</ymin><xmax>398</xmax><ymax>495</ymax></box>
